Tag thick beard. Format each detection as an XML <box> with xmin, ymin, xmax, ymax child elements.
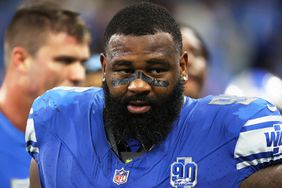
<box><xmin>103</xmin><ymin>79</ymin><xmax>184</xmax><ymax>150</ymax></box>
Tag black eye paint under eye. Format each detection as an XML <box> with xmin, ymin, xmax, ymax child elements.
<box><xmin>111</xmin><ymin>71</ymin><xmax>169</xmax><ymax>87</ymax></box>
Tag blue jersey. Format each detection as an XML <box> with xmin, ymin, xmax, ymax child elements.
<box><xmin>0</xmin><ymin>113</ymin><xmax>30</xmax><ymax>188</ymax></box>
<box><xmin>26</xmin><ymin>87</ymin><xmax>282</xmax><ymax>188</ymax></box>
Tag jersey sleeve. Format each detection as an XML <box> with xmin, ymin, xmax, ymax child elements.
<box><xmin>234</xmin><ymin>98</ymin><xmax>282</xmax><ymax>173</ymax></box>
<box><xmin>25</xmin><ymin>108</ymin><xmax>39</xmax><ymax>161</ymax></box>
<box><xmin>25</xmin><ymin>90</ymin><xmax>56</xmax><ymax>162</ymax></box>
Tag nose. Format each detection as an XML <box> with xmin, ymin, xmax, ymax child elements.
<box><xmin>128</xmin><ymin>78</ymin><xmax>151</xmax><ymax>94</ymax></box>
<box><xmin>68</xmin><ymin>62</ymin><xmax>86</xmax><ymax>86</ymax></box>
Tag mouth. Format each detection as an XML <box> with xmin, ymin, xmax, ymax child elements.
<box><xmin>127</xmin><ymin>100</ymin><xmax>151</xmax><ymax>114</ymax></box>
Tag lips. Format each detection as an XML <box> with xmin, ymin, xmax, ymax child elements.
<box><xmin>127</xmin><ymin>100</ymin><xmax>151</xmax><ymax>114</ymax></box>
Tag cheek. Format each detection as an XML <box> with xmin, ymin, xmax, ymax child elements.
<box><xmin>48</xmin><ymin>64</ymin><xmax>69</xmax><ymax>77</ymax></box>
<box><xmin>150</xmin><ymin>89</ymin><xmax>170</xmax><ymax>103</ymax></box>
<box><xmin>105</xmin><ymin>76</ymin><xmax>127</xmax><ymax>97</ymax></box>
<box><xmin>109</xmin><ymin>85</ymin><xmax>128</xmax><ymax>98</ymax></box>
<box><xmin>38</xmin><ymin>66</ymin><xmax>69</xmax><ymax>88</ymax></box>
<box><xmin>166</xmin><ymin>72</ymin><xmax>180</xmax><ymax>89</ymax></box>
<box><xmin>151</xmin><ymin>76</ymin><xmax>177</xmax><ymax>98</ymax></box>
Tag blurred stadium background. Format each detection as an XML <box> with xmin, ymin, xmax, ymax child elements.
<box><xmin>1</xmin><ymin>0</ymin><xmax>282</xmax><ymax>98</ymax></box>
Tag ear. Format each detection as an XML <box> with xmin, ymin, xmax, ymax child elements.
<box><xmin>11</xmin><ymin>47</ymin><xmax>30</xmax><ymax>71</ymax></box>
<box><xmin>179</xmin><ymin>51</ymin><xmax>189</xmax><ymax>79</ymax></box>
<box><xmin>100</xmin><ymin>53</ymin><xmax>107</xmax><ymax>74</ymax></box>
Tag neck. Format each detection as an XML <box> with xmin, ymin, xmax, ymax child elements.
<box><xmin>0</xmin><ymin>81</ymin><xmax>34</xmax><ymax>132</ymax></box>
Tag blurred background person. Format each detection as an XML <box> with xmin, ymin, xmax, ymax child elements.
<box><xmin>225</xmin><ymin>68</ymin><xmax>282</xmax><ymax>112</ymax></box>
<box><xmin>180</xmin><ymin>23</ymin><xmax>210</xmax><ymax>98</ymax></box>
<box><xmin>83</xmin><ymin>54</ymin><xmax>103</xmax><ymax>87</ymax></box>
<box><xmin>0</xmin><ymin>2</ymin><xmax>90</xmax><ymax>188</ymax></box>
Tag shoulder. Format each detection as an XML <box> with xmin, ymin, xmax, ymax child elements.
<box><xmin>33</xmin><ymin>86</ymin><xmax>102</xmax><ymax>109</ymax></box>
<box><xmin>185</xmin><ymin>94</ymin><xmax>281</xmax><ymax>145</ymax></box>
<box><xmin>29</xmin><ymin>86</ymin><xmax>104</xmax><ymax>127</ymax></box>
<box><xmin>31</xmin><ymin>86</ymin><xmax>102</xmax><ymax>118</ymax></box>
<box><xmin>210</xmin><ymin>95</ymin><xmax>282</xmax><ymax>173</ymax></box>
<box><xmin>203</xmin><ymin>94</ymin><xmax>268</xmax><ymax>114</ymax></box>
<box><xmin>182</xmin><ymin>94</ymin><xmax>280</xmax><ymax>139</ymax></box>
<box><xmin>26</xmin><ymin>87</ymin><xmax>104</xmax><ymax>159</ymax></box>
<box><xmin>193</xmin><ymin>94</ymin><xmax>278</xmax><ymax>123</ymax></box>
<box><xmin>189</xmin><ymin>95</ymin><xmax>282</xmax><ymax>178</ymax></box>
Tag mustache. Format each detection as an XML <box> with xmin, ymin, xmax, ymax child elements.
<box><xmin>122</xmin><ymin>94</ymin><xmax>153</xmax><ymax>104</ymax></box>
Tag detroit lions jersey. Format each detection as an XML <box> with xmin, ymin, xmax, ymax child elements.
<box><xmin>0</xmin><ymin>113</ymin><xmax>30</xmax><ymax>188</ymax></box>
<box><xmin>26</xmin><ymin>87</ymin><xmax>282</xmax><ymax>188</ymax></box>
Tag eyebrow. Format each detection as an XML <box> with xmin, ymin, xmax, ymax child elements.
<box><xmin>147</xmin><ymin>59</ymin><xmax>170</xmax><ymax>67</ymax></box>
<box><xmin>111</xmin><ymin>60</ymin><xmax>132</xmax><ymax>67</ymax></box>
<box><xmin>54</xmin><ymin>55</ymin><xmax>88</xmax><ymax>64</ymax></box>
<box><xmin>111</xmin><ymin>58</ymin><xmax>171</xmax><ymax>68</ymax></box>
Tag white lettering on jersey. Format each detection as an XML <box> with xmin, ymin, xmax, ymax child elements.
<box><xmin>234</xmin><ymin>115</ymin><xmax>282</xmax><ymax>170</ymax></box>
<box><xmin>209</xmin><ymin>95</ymin><xmax>257</xmax><ymax>105</ymax></box>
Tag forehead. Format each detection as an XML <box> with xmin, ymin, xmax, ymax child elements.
<box><xmin>45</xmin><ymin>32</ymin><xmax>86</xmax><ymax>48</ymax></box>
<box><xmin>37</xmin><ymin>32</ymin><xmax>90</xmax><ymax>58</ymax></box>
<box><xmin>107</xmin><ymin>32</ymin><xmax>178</xmax><ymax>60</ymax></box>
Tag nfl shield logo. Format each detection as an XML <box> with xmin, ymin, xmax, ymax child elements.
<box><xmin>113</xmin><ymin>168</ymin><xmax>130</xmax><ymax>185</ymax></box>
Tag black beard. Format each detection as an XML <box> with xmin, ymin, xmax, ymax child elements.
<box><xmin>103</xmin><ymin>79</ymin><xmax>184</xmax><ymax>150</ymax></box>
